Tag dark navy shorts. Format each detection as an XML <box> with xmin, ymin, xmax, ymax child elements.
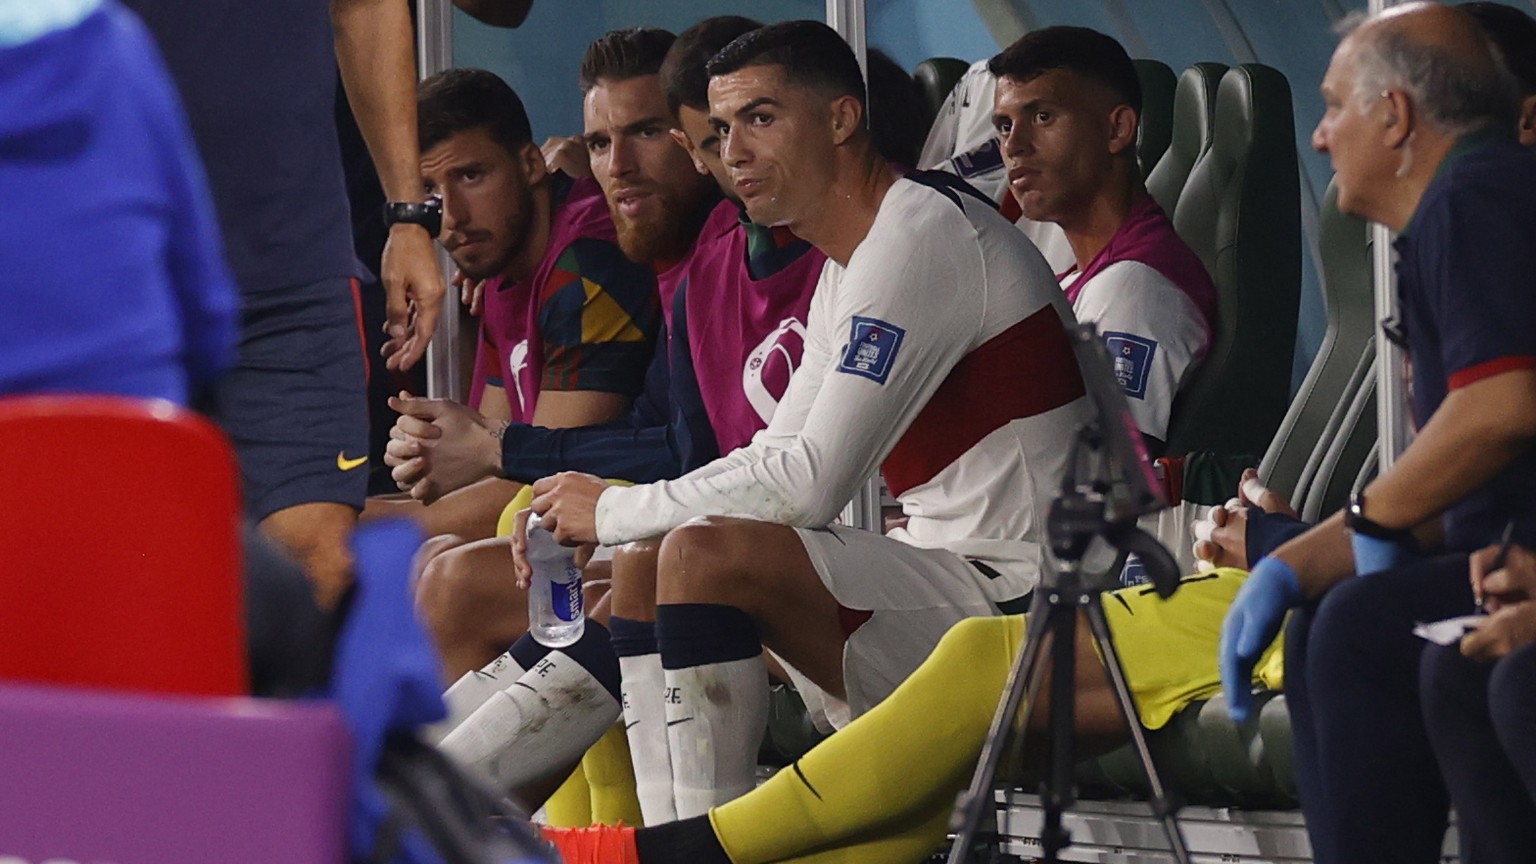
<box><xmin>208</xmin><ymin>277</ymin><xmax>369</xmax><ymax>520</ymax></box>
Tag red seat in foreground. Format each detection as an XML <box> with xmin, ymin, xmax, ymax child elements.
<box><xmin>0</xmin><ymin>395</ymin><xmax>246</xmax><ymax>695</ymax></box>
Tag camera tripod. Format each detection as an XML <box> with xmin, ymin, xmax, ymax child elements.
<box><xmin>945</xmin><ymin>423</ymin><xmax>1192</xmax><ymax>864</ymax></box>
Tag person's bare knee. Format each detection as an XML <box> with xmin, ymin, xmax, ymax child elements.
<box><xmin>411</xmin><ymin>532</ymin><xmax>468</xmax><ymax>586</ymax></box>
<box><xmin>655</xmin><ymin>519</ymin><xmax>761</xmax><ymax>609</ymax></box>
<box><xmin>610</xmin><ymin>540</ymin><xmax>661</xmax><ymax>621</ymax></box>
<box><xmin>657</xmin><ymin>518</ymin><xmax>845</xmax><ymax>694</ymax></box>
<box><xmin>415</xmin><ymin>538</ymin><xmax>529</xmax><ymax>678</ymax></box>
<box><xmin>260</xmin><ymin>502</ymin><xmax>356</xmax><ymax>609</ymax></box>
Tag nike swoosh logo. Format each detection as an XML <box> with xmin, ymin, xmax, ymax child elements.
<box><xmin>666</xmin><ymin>718</ymin><xmax>694</xmax><ymax>727</ymax></box>
<box><xmin>336</xmin><ymin>452</ymin><xmax>368</xmax><ymax>471</ymax></box>
<box><xmin>624</xmin><ymin>720</ymin><xmax>640</xmax><ymax>730</ymax></box>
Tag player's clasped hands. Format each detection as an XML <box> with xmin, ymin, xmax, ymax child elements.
<box><xmin>1192</xmin><ymin>469</ymin><xmax>1297</xmax><ymax>571</ymax></box>
<box><xmin>383</xmin><ymin>392</ymin><xmax>505</xmax><ymax>503</ymax></box>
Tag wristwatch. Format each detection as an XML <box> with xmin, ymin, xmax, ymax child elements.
<box><xmin>383</xmin><ymin>197</ymin><xmax>443</xmax><ymax>236</ymax></box>
<box><xmin>1346</xmin><ymin>491</ymin><xmax>1415</xmax><ymax>542</ymax></box>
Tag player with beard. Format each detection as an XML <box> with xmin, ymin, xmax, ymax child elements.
<box><xmin>384</xmin><ymin>30</ymin><xmax>723</xmax><ymax>685</ymax></box>
<box><xmin>468</xmin><ymin>17</ymin><xmax>1091</xmax><ymax>825</ymax></box>
<box><xmin>393</xmin><ymin>26</ymin><xmax>931</xmax><ymax>821</ymax></box>
<box><xmin>364</xmin><ymin>68</ymin><xmax>659</xmax><ymax>548</ymax></box>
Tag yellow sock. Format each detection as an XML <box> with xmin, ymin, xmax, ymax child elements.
<box><xmin>542</xmin><ymin>763</ymin><xmax>593</xmax><ymax>828</ymax></box>
<box><xmin>710</xmin><ymin>615</ymin><xmax>1025</xmax><ymax>864</ymax></box>
<box><xmin>585</xmin><ymin>723</ymin><xmax>644</xmax><ymax>826</ymax></box>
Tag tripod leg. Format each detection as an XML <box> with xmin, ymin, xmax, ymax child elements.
<box><xmin>945</xmin><ymin>597</ymin><xmax>1055</xmax><ymax>864</ymax></box>
<box><xmin>1041</xmin><ymin>599</ymin><xmax>1079</xmax><ymax>861</ymax></box>
<box><xmin>1083</xmin><ymin>597</ymin><xmax>1192</xmax><ymax>864</ymax></box>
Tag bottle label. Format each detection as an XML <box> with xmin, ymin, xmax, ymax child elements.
<box><xmin>552</xmin><ymin>568</ymin><xmax>583</xmax><ymax>623</ymax></box>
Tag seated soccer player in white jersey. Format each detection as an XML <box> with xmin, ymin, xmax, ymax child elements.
<box><xmin>534</xmin><ymin>28</ymin><xmax>1280</xmax><ymax>864</ymax></box>
<box><xmin>433</xmin><ymin>17</ymin><xmax>1096</xmax><ymax>816</ymax></box>
<box><xmin>918</xmin><ymin>58</ymin><xmax>1078</xmax><ymax>272</ymax></box>
<box><xmin>990</xmin><ymin>27</ymin><xmax>1217</xmax><ymax>456</ymax></box>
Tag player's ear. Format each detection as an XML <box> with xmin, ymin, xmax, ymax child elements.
<box><xmin>1107</xmin><ymin>104</ymin><xmax>1137</xmax><ymax>156</ymax></box>
<box><xmin>668</xmin><ymin>128</ymin><xmax>710</xmax><ymax>176</ymax></box>
<box><xmin>519</xmin><ymin>140</ymin><xmax>547</xmax><ymax>184</ymax></box>
<box><xmin>829</xmin><ymin>94</ymin><xmax>863</xmax><ymax>146</ymax></box>
<box><xmin>1517</xmin><ymin>94</ymin><xmax>1536</xmax><ymax>149</ymax></box>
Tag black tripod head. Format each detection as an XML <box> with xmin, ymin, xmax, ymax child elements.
<box><xmin>1048</xmin><ymin>326</ymin><xmax>1182</xmax><ymax>599</ymax></box>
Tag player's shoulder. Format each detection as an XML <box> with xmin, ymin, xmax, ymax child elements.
<box><xmin>867</xmin><ymin>173</ymin><xmax>998</xmax><ymax>252</ymax></box>
<box><xmin>1083</xmin><ymin>260</ymin><xmax>1197</xmax><ymax>312</ymax></box>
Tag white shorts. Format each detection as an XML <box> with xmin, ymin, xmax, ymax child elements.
<box><xmin>778</xmin><ymin>524</ymin><xmax>1019</xmax><ymax>729</ymax></box>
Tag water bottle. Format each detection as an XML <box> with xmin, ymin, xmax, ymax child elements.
<box><xmin>526</xmin><ymin>513</ymin><xmax>584</xmax><ymax>647</ymax></box>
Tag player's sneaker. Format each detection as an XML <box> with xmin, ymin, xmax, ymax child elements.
<box><xmin>539</xmin><ymin>823</ymin><xmax>639</xmax><ymax>864</ymax></box>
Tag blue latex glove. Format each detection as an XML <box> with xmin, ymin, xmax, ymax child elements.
<box><xmin>1351</xmin><ymin>531</ymin><xmax>1418</xmax><ymax>576</ymax></box>
<box><xmin>1220</xmin><ymin>556</ymin><xmax>1303</xmax><ymax>724</ymax></box>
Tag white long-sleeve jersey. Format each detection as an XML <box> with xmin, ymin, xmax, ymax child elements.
<box><xmin>594</xmin><ymin>173</ymin><xmax>1091</xmax><ymax>601</ymax></box>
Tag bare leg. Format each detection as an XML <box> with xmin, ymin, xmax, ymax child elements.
<box><xmin>657</xmin><ymin>517</ymin><xmax>846</xmax><ymax>698</ymax></box>
<box><xmin>611</xmin><ymin>541</ymin><xmax>662</xmax><ymax>622</ymax></box>
<box><xmin>260</xmin><ymin>501</ymin><xmax>357</xmax><ymax>609</ymax></box>
<box><xmin>416</xmin><ymin>536</ymin><xmax>529</xmax><ymax>679</ymax></box>
<box><xmin>360</xmin><ymin>476</ymin><xmax>522</xmax><ymax>542</ymax></box>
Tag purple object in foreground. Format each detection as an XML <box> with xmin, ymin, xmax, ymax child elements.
<box><xmin>0</xmin><ymin>683</ymin><xmax>349</xmax><ymax>863</ymax></box>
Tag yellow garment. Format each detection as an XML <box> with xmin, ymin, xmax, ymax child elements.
<box><xmin>496</xmin><ymin>479</ymin><xmax>633</xmax><ymax>538</ymax></box>
<box><xmin>584</xmin><ymin>723</ymin><xmax>644</xmax><ymax>826</ymax></box>
<box><xmin>710</xmin><ymin>568</ymin><xmax>1277</xmax><ymax>864</ymax></box>
<box><xmin>543</xmin><ymin>764</ymin><xmax>593</xmax><ymax>828</ymax></box>
<box><xmin>1099</xmin><ymin>568</ymin><xmax>1284</xmax><ymax>727</ymax></box>
<box><xmin>496</xmin><ymin>485</ymin><xmax>537</xmax><ymax>538</ymax></box>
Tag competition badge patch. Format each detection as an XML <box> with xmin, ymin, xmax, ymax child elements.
<box><xmin>950</xmin><ymin>139</ymin><xmax>1003</xmax><ymax>179</ymax></box>
<box><xmin>838</xmin><ymin>316</ymin><xmax>906</xmax><ymax>384</ymax></box>
<box><xmin>1103</xmin><ymin>332</ymin><xmax>1157</xmax><ymax>400</ymax></box>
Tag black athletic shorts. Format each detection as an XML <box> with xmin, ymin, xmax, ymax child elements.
<box><xmin>208</xmin><ymin>277</ymin><xmax>369</xmax><ymax>520</ymax></box>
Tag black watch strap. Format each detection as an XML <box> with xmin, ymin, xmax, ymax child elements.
<box><xmin>1346</xmin><ymin>491</ymin><xmax>1415</xmax><ymax>542</ymax></box>
<box><xmin>383</xmin><ymin>198</ymin><xmax>443</xmax><ymax>236</ymax></box>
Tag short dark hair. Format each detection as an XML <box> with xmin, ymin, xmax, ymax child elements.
<box><xmin>417</xmin><ymin>68</ymin><xmax>533</xmax><ymax>155</ymax></box>
<box><xmin>987</xmin><ymin>26</ymin><xmax>1142</xmax><ymax>115</ymax></box>
<box><xmin>1462</xmin><ymin>2</ymin><xmax>1536</xmax><ymax>96</ymax></box>
<box><xmin>706</xmin><ymin>19</ymin><xmax>867</xmax><ymax>110</ymax></box>
<box><xmin>579</xmin><ymin>28</ymin><xmax>677</xmax><ymax>93</ymax></box>
<box><xmin>661</xmin><ymin>16</ymin><xmax>763</xmax><ymax>116</ymax></box>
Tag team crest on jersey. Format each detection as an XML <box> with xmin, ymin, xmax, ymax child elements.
<box><xmin>1103</xmin><ymin>331</ymin><xmax>1157</xmax><ymax>400</ymax></box>
<box><xmin>743</xmin><ymin>317</ymin><xmax>808</xmax><ymax>422</ymax></box>
<box><xmin>838</xmin><ymin>316</ymin><xmax>905</xmax><ymax>384</ymax></box>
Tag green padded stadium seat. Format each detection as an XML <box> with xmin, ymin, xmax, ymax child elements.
<box><xmin>1145</xmin><ymin>63</ymin><xmax>1226</xmax><ymax>214</ymax></box>
<box><xmin>1133</xmin><ymin>59</ymin><xmax>1176</xmax><ymax>178</ymax></box>
<box><xmin>1258</xmin><ymin>179</ymin><xmax>1375</xmax><ymax>507</ymax></box>
<box><xmin>1298</xmin><ymin>351</ymin><xmax>1377</xmax><ymax>521</ymax></box>
<box><xmin>912</xmin><ymin>56</ymin><xmax>970</xmax><ymax>141</ymax></box>
<box><xmin>1163</xmin><ymin>64</ymin><xmax>1301</xmax><ymax>460</ymax></box>
<box><xmin>1077</xmin><ymin>692</ymin><xmax>1297</xmax><ymax>809</ymax></box>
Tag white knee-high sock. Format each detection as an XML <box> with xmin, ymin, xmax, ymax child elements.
<box><xmin>437</xmin><ymin>629</ymin><xmax>621</xmax><ymax>792</ymax></box>
<box><xmin>664</xmin><ymin>656</ymin><xmax>770</xmax><ymax>817</ymax></box>
<box><xmin>619</xmin><ymin>652</ymin><xmax>676</xmax><ymax>824</ymax></box>
<box><xmin>424</xmin><ymin>650</ymin><xmax>529</xmax><ymax>744</ymax></box>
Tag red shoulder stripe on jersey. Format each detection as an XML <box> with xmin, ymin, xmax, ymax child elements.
<box><xmin>1449</xmin><ymin>356</ymin><xmax>1536</xmax><ymax>390</ymax></box>
<box><xmin>883</xmin><ymin>305</ymin><xmax>1085</xmax><ymax>497</ymax></box>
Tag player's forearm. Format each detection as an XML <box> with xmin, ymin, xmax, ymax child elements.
<box><xmin>1272</xmin><ymin>511</ymin><xmax>1355</xmax><ymax>597</ymax></box>
<box><xmin>331</xmin><ymin>0</ymin><xmax>422</xmax><ymax>204</ymax></box>
<box><xmin>1362</xmin><ymin>371</ymin><xmax>1536</xmax><ymax>532</ymax></box>
<box><xmin>502</xmin><ymin>423</ymin><xmax>682</xmax><ymax>485</ymax></box>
